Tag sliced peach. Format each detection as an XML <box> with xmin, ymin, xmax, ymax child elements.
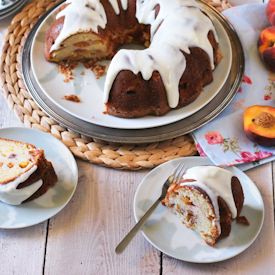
<box><xmin>258</xmin><ymin>26</ymin><xmax>275</xmax><ymax>72</ymax></box>
<box><xmin>244</xmin><ymin>105</ymin><xmax>275</xmax><ymax>147</ymax></box>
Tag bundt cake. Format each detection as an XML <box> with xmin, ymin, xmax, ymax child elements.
<box><xmin>0</xmin><ymin>138</ymin><xmax>58</xmax><ymax>205</ymax></box>
<box><xmin>162</xmin><ymin>166</ymin><xmax>247</xmax><ymax>246</ymax></box>
<box><xmin>45</xmin><ymin>0</ymin><xmax>221</xmax><ymax>118</ymax></box>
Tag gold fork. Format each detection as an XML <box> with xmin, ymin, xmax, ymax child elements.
<box><xmin>115</xmin><ymin>162</ymin><xmax>186</xmax><ymax>254</ymax></box>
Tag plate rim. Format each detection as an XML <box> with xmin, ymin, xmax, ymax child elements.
<box><xmin>0</xmin><ymin>0</ymin><xmax>23</xmax><ymax>12</ymax></box>
<box><xmin>29</xmin><ymin>4</ymin><xmax>233</xmax><ymax>130</ymax></box>
<box><xmin>21</xmin><ymin>0</ymin><xmax>245</xmax><ymax>143</ymax></box>
<box><xmin>133</xmin><ymin>156</ymin><xmax>265</xmax><ymax>263</ymax></box>
<box><xmin>0</xmin><ymin>126</ymin><xmax>78</xmax><ymax>229</ymax></box>
<box><xmin>0</xmin><ymin>0</ymin><xmax>28</xmax><ymax>19</ymax></box>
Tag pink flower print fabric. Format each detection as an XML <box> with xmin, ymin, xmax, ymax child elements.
<box><xmin>193</xmin><ymin>4</ymin><xmax>275</xmax><ymax>170</ymax></box>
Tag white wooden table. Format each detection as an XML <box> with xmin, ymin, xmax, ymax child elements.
<box><xmin>0</xmin><ymin>80</ymin><xmax>274</xmax><ymax>275</ymax></box>
<box><xmin>0</xmin><ymin>1</ymin><xmax>274</xmax><ymax>274</ymax></box>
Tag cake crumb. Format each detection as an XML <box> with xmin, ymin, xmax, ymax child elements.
<box><xmin>19</xmin><ymin>161</ymin><xmax>29</xmax><ymax>168</ymax></box>
<box><xmin>84</xmin><ymin>61</ymin><xmax>107</xmax><ymax>79</ymax></box>
<box><xmin>64</xmin><ymin>94</ymin><xmax>81</xmax><ymax>103</ymax></box>
<box><xmin>92</xmin><ymin>64</ymin><xmax>107</xmax><ymax>79</ymax></box>
<box><xmin>236</xmin><ymin>216</ymin><xmax>249</xmax><ymax>226</ymax></box>
<box><xmin>7</xmin><ymin>163</ymin><xmax>14</xmax><ymax>168</ymax></box>
<box><xmin>58</xmin><ymin>60</ymin><xmax>107</xmax><ymax>81</ymax></box>
<box><xmin>58</xmin><ymin>62</ymin><xmax>77</xmax><ymax>83</ymax></box>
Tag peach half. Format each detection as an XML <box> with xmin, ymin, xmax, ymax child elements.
<box><xmin>244</xmin><ymin>105</ymin><xmax>275</xmax><ymax>147</ymax></box>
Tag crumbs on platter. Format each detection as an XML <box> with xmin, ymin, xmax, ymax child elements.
<box><xmin>58</xmin><ymin>60</ymin><xmax>107</xmax><ymax>82</ymax></box>
<box><xmin>58</xmin><ymin>62</ymin><xmax>77</xmax><ymax>83</ymax></box>
<box><xmin>236</xmin><ymin>216</ymin><xmax>250</xmax><ymax>226</ymax></box>
<box><xmin>83</xmin><ymin>61</ymin><xmax>107</xmax><ymax>79</ymax></box>
<box><xmin>64</xmin><ymin>94</ymin><xmax>81</xmax><ymax>103</ymax></box>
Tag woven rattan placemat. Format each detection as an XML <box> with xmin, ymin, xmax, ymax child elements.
<box><xmin>0</xmin><ymin>0</ymin><xmax>230</xmax><ymax>170</ymax></box>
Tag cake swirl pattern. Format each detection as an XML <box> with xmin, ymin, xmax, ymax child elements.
<box><xmin>182</xmin><ymin>166</ymin><xmax>239</xmax><ymax>235</ymax></box>
<box><xmin>50</xmin><ymin>0</ymin><xmax>107</xmax><ymax>52</ymax></box>
<box><xmin>162</xmin><ymin>166</ymin><xmax>245</xmax><ymax>245</ymax></box>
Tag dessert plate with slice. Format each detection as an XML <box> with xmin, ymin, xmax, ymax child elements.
<box><xmin>0</xmin><ymin>127</ymin><xmax>78</xmax><ymax>229</ymax></box>
<box><xmin>134</xmin><ymin>157</ymin><xmax>264</xmax><ymax>263</ymax></box>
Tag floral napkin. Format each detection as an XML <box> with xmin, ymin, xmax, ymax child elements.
<box><xmin>193</xmin><ymin>3</ymin><xmax>275</xmax><ymax>171</ymax></box>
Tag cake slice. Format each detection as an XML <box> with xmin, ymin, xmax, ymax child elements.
<box><xmin>0</xmin><ymin>138</ymin><xmax>57</xmax><ymax>205</ymax></box>
<box><xmin>162</xmin><ymin>166</ymin><xmax>246</xmax><ymax>246</ymax></box>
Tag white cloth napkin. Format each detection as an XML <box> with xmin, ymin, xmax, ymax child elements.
<box><xmin>229</xmin><ymin>0</ymin><xmax>266</xmax><ymax>5</ymax></box>
<box><xmin>193</xmin><ymin>3</ymin><xmax>275</xmax><ymax>171</ymax></box>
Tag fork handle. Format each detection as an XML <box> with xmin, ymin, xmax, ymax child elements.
<box><xmin>115</xmin><ymin>197</ymin><xmax>161</xmax><ymax>254</ymax></box>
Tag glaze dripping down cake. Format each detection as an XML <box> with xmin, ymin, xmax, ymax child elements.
<box><xmin>162</xmin><ymin>166</ymin><xmax>247</xmax><ymax>246</ymax></box>
<box><xmin>0</xmin><ymin>138</ymin><xmax>57</xmax><ymax>205</ymax></box>
<box><xmin>45</xmin><ymin>0</ymin><xmax>222</xmax><ymax>118</ymax></box>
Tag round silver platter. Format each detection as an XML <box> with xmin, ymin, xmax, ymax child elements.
<box><xmin>21</xmin><ymin>0</ymin><xmax>244</xmax><ymax>144</ymax></box>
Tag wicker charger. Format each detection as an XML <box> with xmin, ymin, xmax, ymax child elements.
<box><xmin>0</xmin><ymin>0</ymin><xmax>231</xmax><ymax>170</ymax></box>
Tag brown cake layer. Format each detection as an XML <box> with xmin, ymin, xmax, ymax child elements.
<box><xmin>17</xmin><ymin>151</ymin><xmax>58</xmax><ymax>203</ymax></box>
<box><xmin>162</xmin><ymin>175</ymin><xmax>245</xmax><ymax>245</ymax></box>
<box><xmin>106</xmin><ymin>32</ymin><xmax>220</xmax><ymax>117</ymax></box>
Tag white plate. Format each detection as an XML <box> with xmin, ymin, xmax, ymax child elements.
<box><xmin>134</xmin><ymin>157</ymin><xmax>264</xmax><ymax>263</ymax></box>
<box><xmin>30</xmin><ymin>3</ymin><xmax>232</xmax><ymax>130</ymax></box>
<box><xmin>0</xmin><ymin>127</ymin><xmax>78</xmax><ymax>229</ymax></box>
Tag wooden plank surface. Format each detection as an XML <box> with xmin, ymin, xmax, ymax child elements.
<box><xmin>0</xmin><ymin>223</ymin><xmax>48</xmax><ymax>275</ymax></box>
<box><xmin>0</xmin><ymin>94</ymin><xmax>48</xmax><ymax>275</ymax></box>
<box><xmin>44</xmin><ymin>163</ymin><xmax>160</xmax><ymax>275</ymax></box>
<box><xmin>0</xmin><ymin>94</ymin><xmax>21</xmax><ymax>128</ymax></box>
<box><xmin>0</xmin><ymin>87</ymin><xmax>275</xmax><ymax>274</ymax></box>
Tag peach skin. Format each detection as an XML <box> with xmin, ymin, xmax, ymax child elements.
<box><xmin>267</xmin><ymin>0</ymin><xmax>275</xmax><ymax>26</ymax></box>
<box><xmin>258</xmin><ymin>26</ymin><xmax>275</xmax><ymax>72</ymax></box>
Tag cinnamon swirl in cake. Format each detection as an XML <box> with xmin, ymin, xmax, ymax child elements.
<box><xmin>162</xmin><ymin>166</ymin><xmax>247</xmax><ymax>246</ymax></box>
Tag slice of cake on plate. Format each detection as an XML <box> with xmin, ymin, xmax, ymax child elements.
<box><xmin>162</xmin><ymin>166</ymin><xmax>248</xmax><ymax>246</ymax></box>
<box><xmin>0</xmin><ymin>138</ymin><xmax>57</xmax><ymax>205</ymax></box>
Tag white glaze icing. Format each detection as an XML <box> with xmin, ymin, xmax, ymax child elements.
<box><xmin>120</xmin><ymin>0</ymin><xmax>128</xmax><ymax>10</ymax></box>
<box><xmin>181</xmin><ymin>166</ymin><xmax>237</xmax><ymax>220</ymax></box>
<box><xmin>104</xmin><ymin>0</ymin><xmax>218</xmax><ymax>108</ymax></box>
<box><xmin>106</xmin><ymin>0</ymin><xmax>129</xmax><ymax>15</ymax></box>
<box><xmin>50</xmin><ymin>0</ymin><xmax>107</xmax><ymax>52</ymax></box>
<box><xmin>50</xmin><ymin>0</ymin><xmax>218</xmax><ymax>108</ymax></box>
<box><xmin>108</xmin><ymin>0</ymin><xmax>120</xmax><ymax>14</ymax></box>
<box><xmin>0</xmin><ymin>165</ymin><xmax>43</xmax><ymax>205</ymax></box>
